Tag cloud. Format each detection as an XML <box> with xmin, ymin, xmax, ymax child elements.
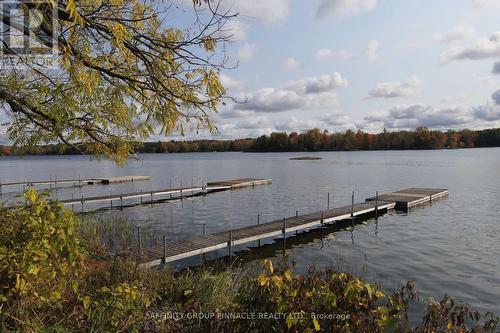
<box><xmin>316</xmin><ymin>0</ymin><xmax>377</xmax><ymax>19</ymax></box>
<box><xmin>284</xmin><ymin>73</ymin><xmax>348</xmax><ymax>94</ymax></box>
<box><xmin>237</xmin><ymin>43</ymin><xmax>257</xmax><ymax>63</ymax></box>
<box><xmin>471</xmin><ymin>91</ymin><xmax>500</xmax><ymax>120</ymax></box>
<box><xmin>181</xmin><ymin>0</ymin><xmax>289</xmax><ymax>24</ymax></box>
<box><xmin>282</xmin><ymin>57</ymin><xmax>301</xmax><ymax>70</ymax></box>
<box><xmin>229</xmin><ymin>0</ymin><xmax>289</xmax><ymax>24</ymax></box>
<box><xmin>220</xmin><ymin>74</ymin><xmax>245</xmax><ymax>93</ymax></box>
<box><xmin>316</xmin><ymin>48</ymin><xmax>354</xmax><ymax>61</ymax></box>
<box><xmin>475</xmin><ymin>0</ymin><xmax>500</xmax><ymax>8</ymax></box>
<box><xmin>492</xmin><ymin>90</ymin><xmax>500</xmax><ymax>105</ymax></box>
<box><xmin>364</xmin><ymin>104</ymin><xmax>473</xmax><ymax>129</ymax></box>
<box><xmin>433</xmin><ymin>24</ymin><xmax>476</xmax><ymax>43</ymax></box>
<box><xmin>234</xmin><ymin>73</ymin><xmax>348</xmax><ymax>113</ymax></box>
<box><xmin>274</xmin><ymin>114</ymin><xmax>350</xmax><ymax>132</ymax></box>
<box><xmin>441</xmin><ymin>31</ymin><xmax>500</xmax><ymax>62</ymax></box>
<box><xmin>216</xmin><ymin>19</ymin><xmax>247</xmax><ymax>41</ymax></box>
<box><xmin>367</xmin><ymin>76</ymin><xmax>421</xmax><ymax>98</ymax></box>
<box><xmin>235</xmin><ymin>88</ymin><xmax>306</xmax><ymax>112</ymax></box>
<box><xmin>364</xmin><ymin>39</ymin><xmax>379</xmax><ymax>60</ymax></box>
<box><xmin>492</xmin><ymin>61</ymin><xmax>500</xmax><ymax>74</ymax></box>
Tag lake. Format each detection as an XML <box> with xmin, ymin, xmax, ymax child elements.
<box><xmin>1</xmin><ymin>149</ymin><xmax>499</xmax><ymax>313</ymax></box>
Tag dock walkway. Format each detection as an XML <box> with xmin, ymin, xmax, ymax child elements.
<box><xmin>135</xmin><ymin>187</ymin><xmax>448</xmax><ymax>267</ymax></box>
<box><xmin>61</xmin><ymin>178</ymin><xmax>272</xmax><ymax>208</ymax></box>
<box><xmin>0</xmin><ymin>175</ymin><xmax>150</xmax><ymax>190</ymax></box>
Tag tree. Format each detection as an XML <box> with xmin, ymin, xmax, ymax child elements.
<box><xmin>0</xmin><ymin>0</ymin><xmax>234</xmax><ymax>163</ymax></box>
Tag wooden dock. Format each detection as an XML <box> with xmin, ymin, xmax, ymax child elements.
<box><xmin>134</xmin><ymin>187</ymin><xmax>448</xmax><ymax>267</ymax></box>
<box><xmin>60</xmin><ymin>178</ymin><xmax>272</xmax><ymax>208</ymax></box>
<box><xmin>366</xmin><ymin>188</ymin><xmax>448</xmax><ymax>209</ymax></box>
<box><xmin>0</xmin><ymin>175</ymin><xmax>150</xmax><ymax>189</ymax></box>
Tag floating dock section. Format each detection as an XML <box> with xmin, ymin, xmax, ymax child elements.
<box><xmin>0</xmin><ymin>175</ymin><xmax>150</xmax><ymax>189</ymax></box>
<box><xmin>366</xmin><ymin>188</ymin><xmax>448</xmax><ymax>210</ymax></box>
<box><xmin>135</xmin><ymin>187</ymin><xmax>448</xmax><ymax>267</ymax></box>
<box><xmin>60</xmin><ymin>178</ymin><xmax>272</xmax><ymax>208</ymax></box>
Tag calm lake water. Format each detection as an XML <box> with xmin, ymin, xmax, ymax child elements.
<box><xmin>1</xmin><ymin>149</ymin><xmax>499</xmax><ymax>313</ymax></box>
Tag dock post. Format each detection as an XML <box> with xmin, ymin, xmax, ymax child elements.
<box><xmin>0</xmin><ymin>182</ymin><xmax>2</xmax><ymax>196</ymax></box>
<box><xmin>162</xmin><ymin>235</ymin><xmax>167</xmax><ymax>264</ymax></box>
<box><xmin>327</xmin><ymin>192</ymin><xmax>330</xmax><ymax>210</ymax></box>
<box><xmin>71</xmin><ymin>193</ymin><xmax>74</xmax><ymax>211</ymax></box>
<box><xmin>282</xmin><ymin>218</ymin><xmax>287</xmax><ymax>258</ymax></box>
<box><xmin>110</xmin><ymin>192</ymin><xmax>113</xmax><ymax>209</ymax></box>
<box><xmin>351</xmin><ymin>191</ymin><xmax>355</xmax><ymax>227</ymax></box>
<box><xmin>150</xmin><ymin>191</ymin><xmax>153</xmax><ymax>206</ymax></box>
<box><xmin>296</xmin><ymin>210</ymin><xmax>298</xmax><ymax>217</ymax></box>
<box><xmin>321</xmin><ymin>213</ymin><xmax>324</xmax><ymax>227</ymax></box>
<box><xmin>228</xmin><ymin>230</ymin><xmax>232</xmax><ymax>257</ymax></box>
<box><xmin>257</xmin><ymin>214</ymin><xmax>261</xmax><ymax>246</ymax></box>
<box><xmin>180</xmin><ymin>180</ymin><xmax>183</xmax><ymax>200</ymax></box>
<box><xmin>202</xmin><ymin>223</ymin><xmax>206</xmax><ymax>235</ymax></box>
<box><xmin>140</xmin><ymin>189</ymin><xmax>143</xmax><ymax>204</ymax></box>
<box><xmin>430</xmin><ymin>194</ymin><xmax>432</xmax><ymax>204</ymax></box>
<box><xmin>375</xmin><ymin>191</ymin><xmax>379</xmax><ymax>220</ymax></box>
<box><xmin>137</xmin><ymin>226</ymin><xmax>142</xmax><ymax>252</ymax></box>
<box><xmin>81</xmin><ymin>196</ymin><xmax>84</xmax><ymax>219</ymax></box>
<box><xmin>170</xmin><ymin>179</ymin><xmax>172</xmax><ymax>199</ymax></box>
<box><xmin>120</xmin><ymin>193</ymin><xmax>123</xmax><ymax>210</ymax></box>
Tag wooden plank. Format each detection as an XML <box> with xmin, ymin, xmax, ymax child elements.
<box><xmin>98</xmin><ymin>176</ymin><xmax>150</xmax><ymax>184</ymax></box>
<box><xmin>137</xmin><ymin>198</ymin><xmax>399</xmax><ymax>267</ymax></box>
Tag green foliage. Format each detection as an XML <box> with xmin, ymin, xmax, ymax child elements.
<box><xmin>1</xmin><ymin>0</ymin><xmax>232</xmax><ymax>164</ymax></box>
<box><xmin>0</xmin><ymin>190</ymin><xmax>84</xmax><ymax>306</ymax></box>
<box><xmin>0</xmin><ymin>190</ymin><xmax>84</xmax><ymax>329</ymax></box>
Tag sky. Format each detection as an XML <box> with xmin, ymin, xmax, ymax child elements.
<box><xmin>2</xmin><ymin>0</ymin><xmax>500</xmax><ymax>144</ymax></box>
<box><xmin>188</xmin><ymin>0</ymin><xmax>500</xmax><ymax>139</ymax></box>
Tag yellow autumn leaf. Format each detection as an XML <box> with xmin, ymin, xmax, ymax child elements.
<box><xmin>313</xmin><ymin>318</ymin><xmax>321</xmax><ymax>331</ymax></box>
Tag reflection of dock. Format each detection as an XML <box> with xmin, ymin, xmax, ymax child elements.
<box><xmin>135</xmin><ymin>188</ymin><xmax>448</xmax><ymax>267</ymax></box>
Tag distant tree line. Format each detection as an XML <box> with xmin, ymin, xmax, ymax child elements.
<box><xmin>1</xmin><ymin>127</ymin><xmax>500</xmax><ymax>156</ymax></box>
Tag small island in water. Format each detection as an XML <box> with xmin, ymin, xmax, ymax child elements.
<box><xmin>289</xmin><ymin>156</ymin><xmax>322</xmax><ymax>160</ymax></box>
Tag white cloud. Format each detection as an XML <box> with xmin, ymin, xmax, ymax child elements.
<box><xmin>180</xmin><ymin>0</ymin><xmax>289</xmax><ymax>24</ymax></box>
<box><xmin>475</xmin><ymin>0</ymin><xmax>500</xmax><ymax>8</ymax></box>
<box><xmin>441</xmin><ymin>31</ymin><xmax>500</xmax><ymax>62</ymax></box>
<box><xmin>316</xmin><ymin>48</ymin><xmax>354</xmax><ymax>61</ymax></box>
<box><xmin>364</xmin><ymin>39</ymin><xmax>379</xmax><ymax>60</ymax></box>
<box><xmin>433</xmin><ymin>24</ymin><xmax>476</xmax><ymax>43</ymax></box>
<box><xmin>364</xmin><ymin>104</ymin><xmax>473</xmax><ymax>130</ymax></box>
<box><xmin>274</xmin><ymin>114</ymin><xmax>350</xmax><ymax>132</ymax></box>
<box><xmin>282</xmin><ymin>57</ymin><xmax>301</xmax><ymax>70</ymax></box>
<box><xmin>237</xmin><ymin>43</ymin><xmax>257</xmax><ymax>63</ymax></box>
<box><xmin>284</xmin><ymin>73</ymin><xmax>348</xmax><ymax>94</ymax></box>
<box><xmin>216</xmin><ymin>19</ymin><xmax>247</xmax><ymax>42</ymax></box>
<box><xmin>316</xmin><ymin>0</ymin><xmax>377</xmax><ymax>19</ymax></box>
<box><xmin>229</xmin><ymin>0</ymin><xmax>289</xmax><ymax>24</ymax></box>
<box><xmin>220</xmin><ymin>74</ymin><xmax>245</xmax><ymax>93</ymax></box>
<box><xmin>234</xmin><ymin>73</ymin><xmax>348</xmax><ymax>113</ymax></box>
<box><xmin>367</xmin><ymin>76</ymin><xmax>421</xmax><ymax>98</ymax></box>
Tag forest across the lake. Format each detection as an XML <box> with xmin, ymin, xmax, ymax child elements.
<box><xmin>2</xmin><ymin>127</ymin><xmax>500</xmax><ymax>156</ymax></box>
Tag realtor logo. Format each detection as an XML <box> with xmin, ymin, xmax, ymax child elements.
<box><xmin>0</xmin><ymin>0</ymin><xmax>58</xmax><ymax>55</ymax></box>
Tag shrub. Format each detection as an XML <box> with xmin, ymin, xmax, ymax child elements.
<box><xmin>0</xmin><ymin>190</ymin><xmax>84</xmax><ymax>329</ymax></box>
